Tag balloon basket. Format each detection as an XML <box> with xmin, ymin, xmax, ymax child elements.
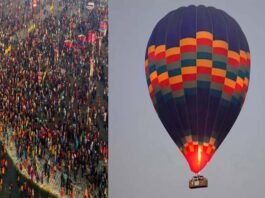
<box><xmin>189</xmin><ymin>175</ymin><xmax>208</xmax><ymax>189</ymax></box>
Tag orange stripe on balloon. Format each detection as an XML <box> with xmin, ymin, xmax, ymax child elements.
<box><xmin>166</xmin><ymin>47</ymin><xmax>180</xmax><ymax>57</ymax></box>
<box><xmin>197</xmin><ymin>59</ymin><xmax>212</xmax><ymax>68</ymax></box>
<box><xmin>180</xmin><ymin>38</ymin><xmax>196</xmax><ymax>46</ymax></box>
<box><xmin>169</xmin><ymin>75</ymin><xmax>182</xmax><ymax>85</ymax></box>
<box><xmin>196</xmin><ymin>31</ymin><xmax>213</xmax><ymax>40</ymax></box>
<box><xmin>212</xmin><ymin>68</ymin><xmax>226</xmax><ymax>77</ymax></box>
<box><xmin>148</xmin><ymin>45</ymin><xmax>156</xmax><ymax>55</ymax></box>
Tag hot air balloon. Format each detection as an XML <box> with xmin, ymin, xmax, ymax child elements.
<box><xmin>145</xmin><ymin>5</ymin><xmax>250</xmax><ymax>188</ymax></box>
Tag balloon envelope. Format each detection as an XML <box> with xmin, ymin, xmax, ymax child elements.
<box><xmin>145</xmin><ymin>5</ymin><xmax>250</xmax><ymax>173</ymax></box>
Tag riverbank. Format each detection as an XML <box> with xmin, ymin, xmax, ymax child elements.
<box><xmin>0</xmin><ymin>123</ymin><xmax>106</xmax><ymax>198</ymax></box>
<box><xmin>0</xmin><ymin>141</ymin><xmax>56</xmax><ymax>197</ymax></box>
<box><xmin>0</xmin><ymin>125</ymin><xmax>60</xmax><ymax>197</ymax></box>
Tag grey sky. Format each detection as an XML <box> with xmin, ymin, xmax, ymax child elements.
<box><xmin>110</xmin><ymin>0</ymin><xmax>265</xmax><ymax>197</ymax></box>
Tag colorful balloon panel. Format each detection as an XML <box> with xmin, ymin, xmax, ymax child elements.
<box><xmin>145</xmin><ymin>5</ymin><xmax>250</xmax><ymax>173</ymax></box>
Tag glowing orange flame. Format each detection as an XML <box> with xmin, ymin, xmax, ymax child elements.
<box><xmin>182</xmin><ymin>142</ymin><xmax>215</xmax><ymax>173</ymax></box>
<box><xmin>198</xmin><ymin>145</ymin><xmax>202</xmax><ymax>165</ymax></box>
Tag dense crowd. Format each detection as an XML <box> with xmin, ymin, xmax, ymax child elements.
<box><xmin>0</xmin><ymin>0</ymin><xmax>33</xmax><ymax>43</ymax></box>
<box><xmin>0</xmin><ymin>0</ymin><xmax>108</xmax><ymax>197</ymax></box>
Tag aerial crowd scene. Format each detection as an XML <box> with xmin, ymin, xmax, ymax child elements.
<box><xmin>0</xmin><ymin>0</ymin><xmax>108</xmax><ymax>197</ymax></box>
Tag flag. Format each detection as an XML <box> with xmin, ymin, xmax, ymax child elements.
<box><xmin>99</xmin><ymin>20</ymin><xmax>108</xmax><ymax>37</ymax></box>
<box><xmin>42</xmin><ymin>71</ymin><xmax>47</xmax><ymax>82</ymax></box>
<box><xmin>50</xmin><ymin>4</ymin><xmax>54</xmax><ymax>12</ymax></box>
<box><xmin>4</xmin><ymin>45</ymin><xmax>11</xmax><ymax>55</ymax></box>
<box><xmin>28</xmin><ymin>24</ymin><xmax>36</xmax><ymax>33</ymax></box>
<box><xmin>87</xmin><ymin>32</ymin><xmax>97</xmax><ymax>44</ymax></box>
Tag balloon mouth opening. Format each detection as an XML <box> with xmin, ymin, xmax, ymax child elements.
<box><xmin>182</xmin><ymin>143</ymin><xmax>215</xmax><ymax>173</ymax></box>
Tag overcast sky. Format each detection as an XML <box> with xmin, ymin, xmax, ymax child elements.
<box><xmin>109</xmin><ymin>0</ymin><xmax>265</xmax><ymax>197</ymax></box>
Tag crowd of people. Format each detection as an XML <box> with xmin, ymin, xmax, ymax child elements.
<box><xmin>0</xmin><ymin>0</ymin><xmax>108</xmax><ymax>197</ymax></box>
<box><xmin>0</xmin><ymin>0</ymin><xmax>34</xmax><ymax>44</ymax></box>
